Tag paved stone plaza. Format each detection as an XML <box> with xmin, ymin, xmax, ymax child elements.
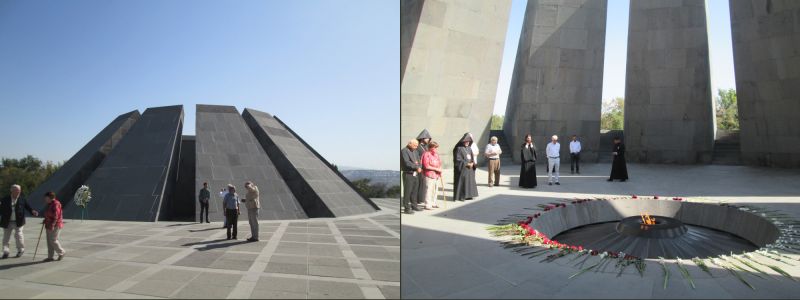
<box><xmin>402</xmin><ymin>163</ymin><xmax>800</xmax><ymax>298</ymax></box>
<box><xmin>0</xmin><ymin>198</ymin><xmax>399</xmax><ymax>299</ymax></box>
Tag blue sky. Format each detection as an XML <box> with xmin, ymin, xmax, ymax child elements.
<box><xmin>494</xmin><ymin>0</ymin><xmax>736</xmax><ymax>114</ymax></box>
<box><xmin>0</xmin><ymin>0</ymin><xmax>399</xmax><ymax>170</ymax></box>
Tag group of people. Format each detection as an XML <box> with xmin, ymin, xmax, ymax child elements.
<box><xmin>519</xmin><ymin>134</ymin><xmax>628</xmax><ymax>188</ymax></box>
<box><xmin>197</xmin><ymin>181</ymin><xmax>261</xmax><ymax>241</ymax></box>
<box><xmin>400</xmin><ymin>129</ymin><xmax>443</xmax><ymax>214</ymax></box>
<box><xmin>1</xmin><ymin>185</ymin><xmax>65</xmax><ymax>262</ymax></box>
<box><xmin>401</xmin><ymin>130</ymin><xmax>630</xmax><ymax>213</ymax></box>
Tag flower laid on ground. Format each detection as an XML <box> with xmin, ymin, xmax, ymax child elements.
<box><xmin>743</xmin><ymin>253</ymin><xmax>795</xmax><ymax>281</ymax></box>
<box><xmin>631</xmin><ymin>195</ymin><xmax>638</xmax><ymax>199</ymax></box>
<box><xmin>653</xmin><ymin>195</ymin><xmax>659</xmax><ymax>199</ymax></box>
<box><xmin>732</xmin><ymin>253</ymin><xmax>772</xmax><ymax>279</ymax></box>
<box><xmin>676</xmin><ymin>258</ymin><xmax>695</xmax><ymax>289</ymax></box>
<box><xmin>569</xmin><ymin>252</ymin><xmax>608</xmax><ymax>279</ymax></box>
<box><xmin>658</xmin><ymin>257</ymin><xmax>670</xmax><ymax>289</ymax></box>
<box><xmin>673</xmin><ymin>197</ymin><xmax>683</xmax><ymax>201</ymax></box>
<box><xmin>711</xmin><ymin>257</ymin><xmax>755</xmax><ymax>290</ymax></box>
<box><xmin>721</xmin><ymin>255</ymin><xmax>764</xmax><ymax>279</ymax></box>
<box><xmin>692</xmin><ymin>257</ymin><xmax>713</xmax><ymax>277</ymax></box>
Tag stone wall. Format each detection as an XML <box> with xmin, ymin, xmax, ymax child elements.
<box><xmin>401</xmin><ymin>0</ymin><xmax>512</xmax><ymax>167</ymax></box>
<box><xmin>504</xmin><ymin>0</ymin><xmax>607</xmax><ymax>163</ymax></box>
<box><xmin>624</xmin><ymin>0</ymin><xmax>714</xmax><ymax>164</ymax></box>
<box><xmin>729</xmin><ymin>0</ymin><xmax>800</xmax><ymax>167</ymax></box>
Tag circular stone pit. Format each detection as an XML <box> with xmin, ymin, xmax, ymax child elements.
<box><xmin>528</xmin><ymin>198</ymin><xmax>779</xmax><ymax>259</ymax></box>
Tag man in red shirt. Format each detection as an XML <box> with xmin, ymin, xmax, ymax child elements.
<box><xmin>43</xmin><ymin>192</ymin><xmax>65</xmax><ymax>261</ymax></box>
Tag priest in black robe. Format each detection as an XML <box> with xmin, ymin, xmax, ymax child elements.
<box><xmin>608</xmin><ymin>137</ymin><xmax>628</xmax><ymax>182</ymax></box>
<box><xmin>416</xmin><ymin>129</ymin><xmax>432</xmax><ymax>205</ymax></box>
<box><xmin>453</xmin><ymin>133</ymin><xmax>478</xmax><ymax>201</ymax></box>
<box><xmin>519</xmin><ymin>134</ymin><xmax>538</xmax><ymax>188</ymax></box>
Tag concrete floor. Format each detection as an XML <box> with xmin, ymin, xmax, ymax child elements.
<box><xmin>401</xmin><ymin>163</ymin><xmax>800</xmax><ymax>299</ymax></box>
<box><xmin>0</xmin><ymin>198</ymin><xmax>399</xmax><ymax>299</ymax></box>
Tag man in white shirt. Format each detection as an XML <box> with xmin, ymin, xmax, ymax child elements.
<box><xmin>545</xmin><ymin>135</ymin><xmax>561</xmax><ymax>185</ymax></box>
<box><xmin>484</xmin><ymin>136</ymin><xmax>502</xmax><ymax>187</ymax></box>
<box><xmin>569</xmin><ymin>135</ymin><xmax>582</xmax><ymax>174</ymax></box>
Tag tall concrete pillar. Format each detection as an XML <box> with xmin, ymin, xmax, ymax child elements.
<box><xmin>504</xmin><ymin>0</ymin><xmax>607</xmax><ymax>163</ymax></box>
<box><xmin>729</xmin><ymin>0</ymin><xmax>800</xmax><ymax>167</ymax></box>
<box><xmin>624</xmin><ymin>0</ymin><xmax>714</xmax><ymax>164</ymax></box>
<box><xmin>401</xmin><ymin>0</ymin><xmax>512</xmax><ymax>167</ymax></box>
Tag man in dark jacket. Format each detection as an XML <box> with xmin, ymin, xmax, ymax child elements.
<box><xmin>401</xmin><ymin>139</ymin><xmax>422</xmax><ymax>214</ymax></box>
<box><xmin>198</xmin><ymin>182</ymin><xmax>211</xmax><ymax>223</ymax></box>
<box><xmin>1</xmin><ymin>184</ymin><xmax>39</xmax><ymax>259</ymax></box>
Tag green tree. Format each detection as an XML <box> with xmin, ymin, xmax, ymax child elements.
<box><xmin>600</xmin><ymin>97</ymin><xmax>624</xmax><ymax>130</ymax></box>
<box><xmin>385</xmin><ymin>185</ymin><xmax>400</xmax><ymax>198</ymax></box>
<box><xmin>715</xmin><ymin>88</ymin><xmax>739</xmax><ymax>130</ymax></box>
<box><xmin>0</xmin><ymin>155</ymin><xmax>62</xmax><ymax>199</ymax></box>
<box><xmin>490</xmin><ymin>114</ymin><xmax>504</xmax><ymax>130</ymax></box>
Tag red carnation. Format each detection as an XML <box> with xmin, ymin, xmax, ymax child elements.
<box><xmin>631</xmin><ymin>195</ymin><xmax>638</xmax><ymax>199</ymax></box>
<box><xmin>653</xmin><ymin>196</ymin><xmax>659</xmax><ymax>199</ymax></box>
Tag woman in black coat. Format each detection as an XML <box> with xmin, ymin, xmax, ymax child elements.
<box><xmin>519</xmin><ymin>134</ymin><xmax>538</xmax><ymax>188</ymax></box>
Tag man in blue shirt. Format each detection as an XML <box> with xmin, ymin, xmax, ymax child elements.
<box><xmin>223</xmin><ymin>185</ymin><xmax>240</xmax><ymax>240</ymax></box>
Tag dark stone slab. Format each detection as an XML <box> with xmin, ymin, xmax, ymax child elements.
<box><xmin>195</xmin><ymin>104</ymin><xmax>307</xmax><ymax>221</ymax></box>
<box><xmin>64</xmin><ymin>105</ymin><xmax>184</xmax><ymax>221</ymax></box>
<box><xmin>29</xmin><ymin>110</ymin><xmax>140</xmax><ymax>209</ymax></box>
<box><xmin>242</xmin><ymin>108</ymin><xmax>379</xmax><ymax>218</ymax></box>
<box><xmin>167</xmin><ymin>136</ymin><xmax>196</xmax><ymax>221</ymax></box>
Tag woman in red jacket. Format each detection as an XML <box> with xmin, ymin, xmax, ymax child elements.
<box><xmin>43</xmin><ymin>192</ymin><xmax>65</xmax><ymax>261</ymax></box>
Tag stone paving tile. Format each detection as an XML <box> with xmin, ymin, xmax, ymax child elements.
<box><xmin>81</xmin><ymin>234</ymin><xmax>144</xmax><ymax>244</ymax></box>
<box><xmin>308</xmin><ymin>280</ymin><xmax>365</xmax><ymax>299</ymax></box>
<box><xmin>379</xmin><ymin>285</ymin><xmax>400</xmax><ymax>299</ymax></box>
<box><xmin>274</xmin><ymin>242</ymin><xmax>310</xmax><ymax>256</ymax></box>
<box><xmin>27</xmin><ymin>270</ymin><xmax>85</xmax><ymax>286</ymax></box>
<box><xmin>308</xmin><ymin>244</ymin><xmax>344</xmax><ymax>258</ymax></box>
<box><xmin>125</xmin><ymin>279</ymin><xmax>182</xmax><ymax>297</ymax></box>
<box><xmin>0</xmin><ymin>286</ymin><xmax>45</xmax><ymax>298</ymax></box>
<box><xmin>350</xmin><ymin>245</ymin><xmax>400</xmax><ymax>260</ymax></box>
<box><xmin>173</xmin><ymin>282</ymin><xmax>235</xmax><ymax>299</ymax></box>
<box><xmin>148</xmin><ymin>268</ymin><xmax>202</xmax><ymax>282</ymax></box>
<box><xmin>254</xmin><ymin>276</ymin><xmax>308</xmax><ymax>293</ymax></box>
<box><xmin>61</xmin><ymin>260</ymin><xmax>116</xmax><ymax>273</ymax></box>
<box><xmin>343</xmin><ymin>235</ymin><xmax>400</xmax><ymax>247</ymax></box>
<box><xmin>338</xmin><ymin>229</ymin><xmax>394</xmax><ymax>237</ymax></box>
<box><xmin>361</xmin><ymin>261</ymin><xmax>400</xmax><ymax>282</ymax></box>
<box><xmin>191</xmin><ymin>272</ymin><xmax>243</xmax><ymax>287</ymax></box>
<box><xmin>66</xmin><ymin>274</ymin><xmax>128</xmax><ymax>291</ymax></box>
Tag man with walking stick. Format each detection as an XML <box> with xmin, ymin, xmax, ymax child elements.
<box><xmin>36</xmin><ymin>192</ymin><xmax>65</xmax><ymax>261</ymax></box>
<box><xmin>1</xmin><ymin>184</ymin><xmax>38</xmax><ymax>259</ymax></box>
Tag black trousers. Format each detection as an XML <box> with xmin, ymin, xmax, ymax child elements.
<box><xmin>570</xmin><ymin>153</ymin><xmax>580</xmax><ymax>172</ymax></box>
<box><xmin>225</xmin><ymin>209</ymin><xmax>238</xmax><ymax>239</ymax></box>
<box><xmin>402</xmin><ymin>172</ymin><xmax>419</xmax><ymax>211</ymax></box>
<box><xmin>199</xmin><ymin>202</ymin><xmax>209</xmax><ymax>222</ymax></box>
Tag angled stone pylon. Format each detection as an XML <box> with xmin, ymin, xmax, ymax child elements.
<box><xmin>504</xmin><ymin>0</ymin><xmax>608</xmax><ymax>163</ymax></box>
<box><xmin>624</xmin><ymin>0</ymin><xmax>714</xmax><ymax>164</ymax></box>
<box><xmin>29</xmin><ymin>110</ymin><xmax>140</xmax><ymax>208</ymax></box>
<box><xmin>243</xmin><ymin>108</ymin><xmax>380</xmax><ymax>217</ymax></box>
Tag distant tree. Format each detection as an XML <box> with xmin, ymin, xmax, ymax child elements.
<box><xmin>715</xmin><ymin>88</ymin><xmax>739</xmax><ymax>130</ymax></box>
<box><xmin>490</xmin><ymin>114</ymin><xmax>504</xmax><ymax>130</ymax></box>
<box><xmin>351</xmin><ymin>178</ymin><xmax>401</xmax><ymax>199</ymax></box>
<box><xmin>331</xmin><ymin>164</ymin><xmax>338</xmax><ymax>171</ymax></box>
<box><xmin>601</xmin><ymin>97</ymin><xmax>624</xmax><ymax>130</ymax></box>
<box><xmin>385</xmin><ymin>185</ymin><xmax>400</xmax><ymax>198</ymax></box>
<box><xmin>0</xmin><ymin>155</ymin><xmax>62</xmax><ymax>199</ymax></box>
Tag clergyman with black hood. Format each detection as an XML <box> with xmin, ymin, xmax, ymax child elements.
<box><xmin>453</xmin><ymin>133</ymin><xmax>478</xmax><ymax>201</ymax></box>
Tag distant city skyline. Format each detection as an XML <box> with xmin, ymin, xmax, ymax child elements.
<box><xmin>493</xmin><ymin>0</ymin><xmax>736</xmax><ymax>114</ymax></box>
<box><xmin>0</xmin><ymin>0</ymin><xmax>399</xmax><ymax>170</ymax></box>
